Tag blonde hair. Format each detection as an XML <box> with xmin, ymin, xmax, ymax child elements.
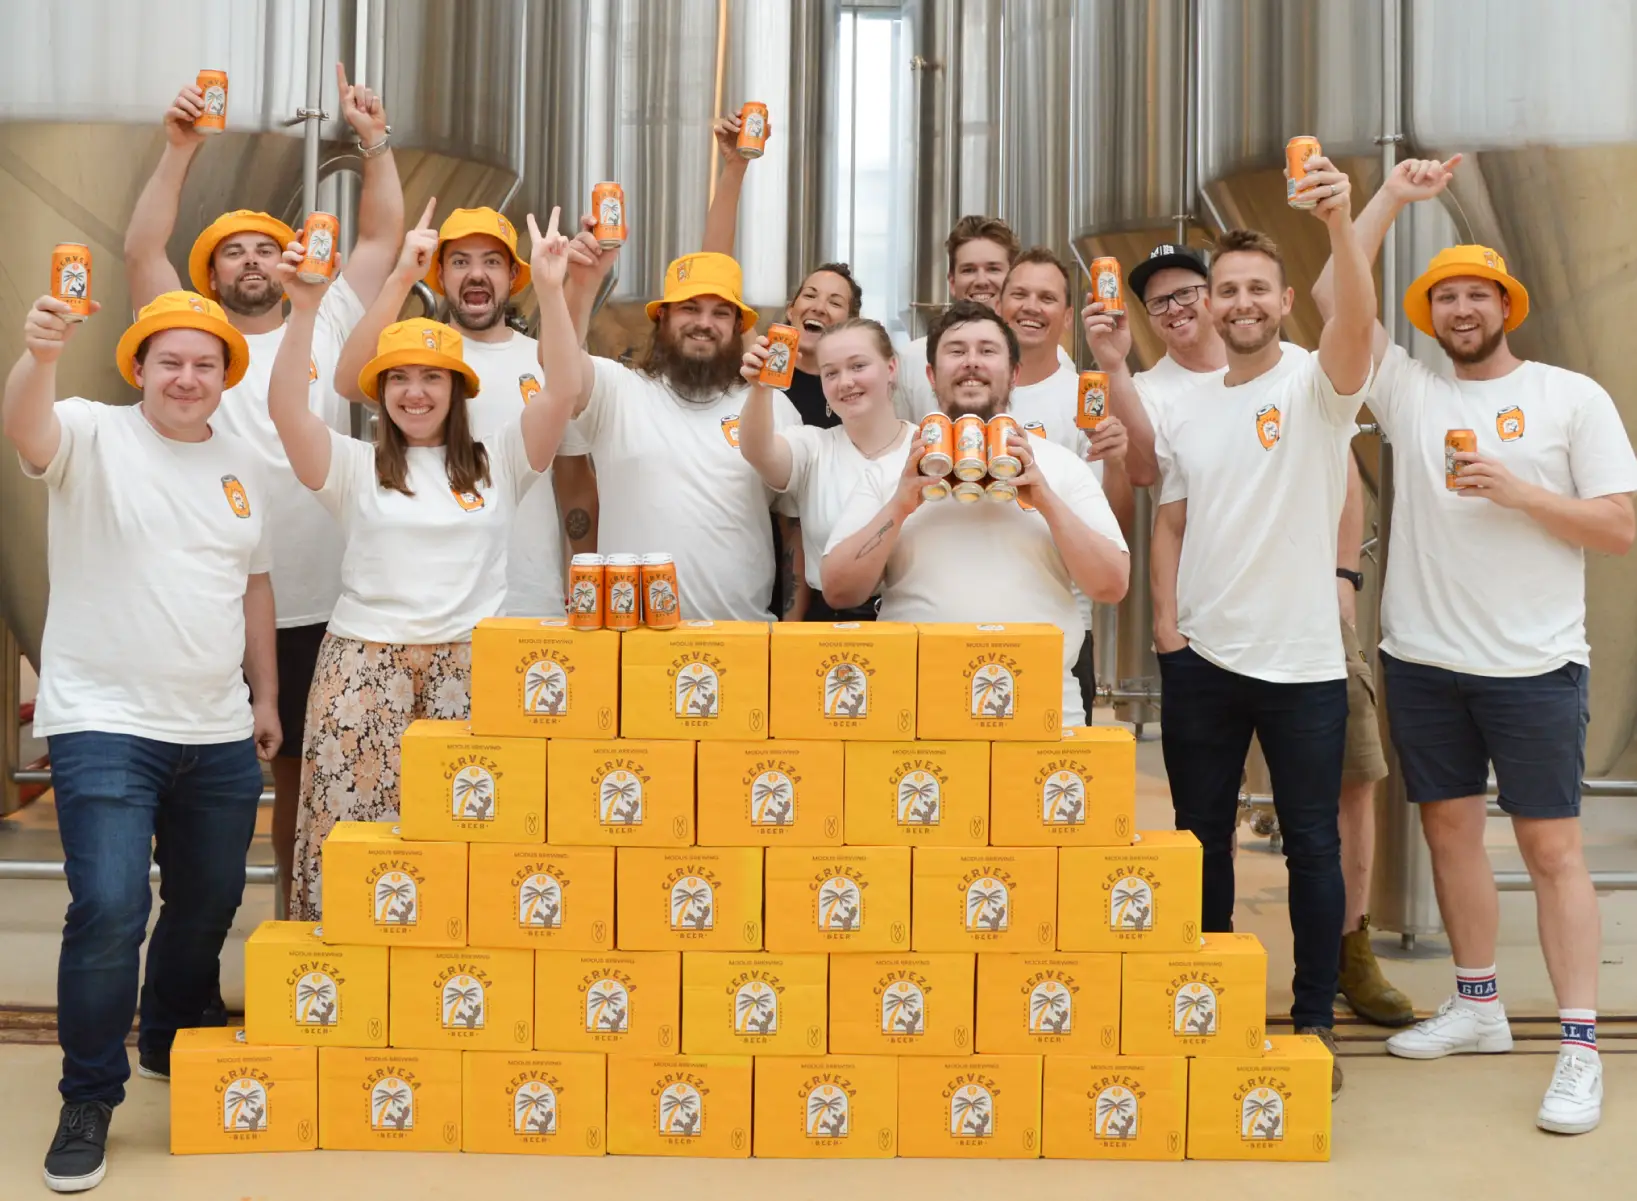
<box><xmin>816</xmin><ymin>317</ymin><xmax>895</xmax><ymax>363</ymax></box>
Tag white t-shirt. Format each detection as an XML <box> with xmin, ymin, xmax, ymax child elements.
<box><xmin>1372</xmin><ymin>346</ymin><xmax>1637</xmax><ymax>676</ymax></box>
<box><xmin>780</xmin><ymin>422</ymin><xmax>916</xmax><ymax>588</ymax></box>
<box><xmin>212</xmin><ymin>279</ymin><xmax>363</xmax><ymax>628</ymax></box>
<box><xmin>1133</xmin><ymin>353</ymin><xmax>1227</xmax><ymax>434</ymax></box>
<box><xmin>1156</xmin><ymin>347</ymin><xmax>1365</xmax><ymax>683</ymax></box>
<box><xmin>824</xmin><ymin>436</ymin><xmax>1129</xmax><ymax>726</ymax></box>
<box><xmin>896</xmin><ymin>334</ymin><xmax>1073</xmax><ymax>421</ymax></box>
<box><xmin>26</xmin><ymin>400</ymin><xmax>273</xmax><ymax>742</ymax></box>
<box><xmin>316</xmin><ymin>422</ymin><xmax>540</xmax><ymax>644</ymax></box>
<box><xmin>572</xmin><ymin>359</ymin><xmax>802</xmax><ymax>621</ymax></box>
<box><xmin>1008</xmin><ymin>363</ymin><xmax>1103</xmax><ymax>483</ymax></box>
<box><xmin>461</xmin><ymin>331</ymin><xmax>591</xmax><ymax>618</ymax></box>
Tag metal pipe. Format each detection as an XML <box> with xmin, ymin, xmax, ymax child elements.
<box><xmin>1378</xmin><ymin>0</ymin><xmax>1402</xmax><ymax>337</ymax></box>
<box><xmin>0</xmin><ymin>861</ymin><xmax>276</xmax><ymax>885</ymax></box>
<box><xmin>1175</xmin><ymin>0</ymin><xmax>1198</xmax><ymax>243</ymax></box>
<box><xmin>496</xmin><ymin>0</ymin><xmax>530</xmax><ymax>216</ymax></box>
<box><xmin>301</xmin><ymin>0</ymin><xmax>327</xmax><ymax>216</ymax></box>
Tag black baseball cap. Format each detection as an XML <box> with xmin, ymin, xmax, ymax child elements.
<box><xmin>1127</xmin><ymin>243</ymin><xmax>1210</xmax><ymax>304</ymax></box>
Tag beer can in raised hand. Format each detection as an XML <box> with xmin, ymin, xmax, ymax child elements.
<box><xmin>919</xmin><ymin>413</ymin><xmax>954</xmax><ymax>478</ymax></box>
<box><xmin>604</xmin><ymin>554</ymin><xmax>642</xmax><ymax>631</ymax></box>
<box><xmin>1445</xmin><ymin>428</ymin><xmax>1477</xmax><ymax>491</ymax></box>
<box><xmin>50</xmin><ymin>243</ymin><xmax>92</xmax><ymax>322</ymax></box>
<box><xmin>1090</xmin><ymin>256</ymin><xmax>1125</xmax><ymax>313</ymax></box>
<box><xmin>1077</xmin><ymin>371</ymin><xmax>1110</xmax><ymax>430</ymax></box>
<box><xmin>737</xmin><ymin>102</ymin><xmax>770</xmax><ymax>159</ymax></box>
<box><xmin>986</xmin><ymin>414</ymin><xmax>1022</xmax><ymax>479</ymax></box>
<box><xmin>1287</xmin><ymin>135</ymin><xmax>1323</xmax><ymax>208</ymax></box>
<box><xmin>297</xmin><ymin>213</ymin><xmax>340</xmax><ymax>283</ymax></box>
<box><xmin>592</xmin><ymin>182</ymin><xmax>627</xmax><ymax>248</ymax></box>
<box><xmin>195</xmin><ymin>69</ymin><xmax>229</xmax><ymax>134</ymax></box>
<box><xmin>568</xmin><ymin>554</ymin><xmax>606</xmax><ymax>631</ymax></box>
<box><xmin>641</xmin><ymin>553</ymin><xmax>682</xmax><ymax>629</ymax></box>
<box><xmin>758</xmin><ymin>324</ymin><xmax>800</xmax><ymax>389</ymax></box>
<box><xmin>952</xmin><ymin>414</ymin><xmax>987</xmax><ymax>482</ymax></box>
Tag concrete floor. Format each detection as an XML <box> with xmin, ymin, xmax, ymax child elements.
<box><xmin>3</xmin><ymin>714</ymin><xmax>1635</xmax><ymax>1196</ymax></box>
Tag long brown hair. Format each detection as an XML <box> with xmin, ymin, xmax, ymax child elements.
<box><xmin>373</xmin><ymin>373</ymin><xmax>491</xmax><ymax>497</ymax></box>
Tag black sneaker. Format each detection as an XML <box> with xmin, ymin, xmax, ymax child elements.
<box><xmin>43</xmin><ymin>1101</ymin><xmax>111</xmax><ymax>1193</ymax></box>
<box><xmin>1296</xmin><ymin>1025</ymin><xmax>1343</xmax><ymax>1099</ymax></box>
<box><xmin>135</xmin><ymin>1049</ymin><xmax>169</xmax><ymax>1082</ymax></box>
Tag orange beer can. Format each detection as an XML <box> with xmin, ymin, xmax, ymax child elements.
<box><xmin>1077</xmin><ymin>371</ymin><xmax>1110</xmax><ymax>430</ymax></box>
<box><xmin>1287</xmin><ymin>135</ymin><xmax>1323</xmax><ymax>208</ymax></box>
<box><xmin>919</xmin><ymin>413</ymin><xmax>955</xmax><ymax>477</ymax></box>
<box><xmin>569</xmin><ymin>554</ymin><xmax>606</xmax><ymax>630</ymax></box>
<box><xmin>986</xmin><ymin>477</ymin><xmax>1019</xmax><ymax>504</ymax></box>
<box><xmin>986</xmin><ymin>414</ymin><xmax>1022</xmax><ymax>479</ymax></box>
<box><xmin>641</xmin><ymin>553</ymin><xmax>682</xmax><ymax>629</ymax></box>
<box><xmin>737</xmin><ymin>102</ymin><xmax>770</xmax><ymax>159</ymax></box>
<box><xmin>1023</xmin><ymin>421</ymin><xmax>1046</xmax><ymax>439</ymax></box>
<box><xmin>51</xmin><ymin>244</ymin><xmax>92</xmax><ymax>322</ymax></box>
<box><xmin>952</xmin><ymin>414</ymin><xmax>987</xmax><ymax>482</ymax></box>
<box><xmin>759</xmin><ymin>324</ymin><xmax>800</xmax><ymax>389</ymax></box>
<box><xmin>922</xmin><ymin>478</ymin><xmax>952</xmax><ymax>503</ymax></box>
<box><xmin>604</xmin><ymin>554</ymin><xmax>642</xmax><ymax>631</ymax></box>
<box><xmin>1090</xmin><ymin>256</ymin><xmax>1125</xmax><ymax>313</ymax></box>
<box><xmin>297</xmin><ymin>212</ymin><xmax>340</xmax><ymax>283</ymax></box>
<box><xmin>952</xmin><ymin>479</ymin><xmax>986</xmax><ymax>504</ymax></box>
<box><xmin>1445</xmin><ymin>429</ymin><xmax>1477</xmax><ymax>491</ymax></box>
<box><xmin>195</xmin><ymin>69</ymin><xmax>228</xmax><ymax>135</ymax></box>
<box><xmin>592</xmin><ymin>182</ymin><xmax>627</xmax><ymax>248</ymax></box>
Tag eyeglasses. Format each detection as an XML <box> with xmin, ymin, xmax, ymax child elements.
<box><xmin>1144</xmin><ymin>284</ymin><xmax>1207</xmax><ymax>316</ymax></box>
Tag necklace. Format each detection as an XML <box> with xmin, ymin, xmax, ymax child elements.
<box><xmin>855</xmin><ymin>421</ymin><xmax>909</xmax><ymax>460</ymax></box>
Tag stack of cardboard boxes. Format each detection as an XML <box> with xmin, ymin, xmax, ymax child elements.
<box><xmin>170</xmin><ymin>618</ymin><xmax>1332</xmax><ymax>1162</ymax></box>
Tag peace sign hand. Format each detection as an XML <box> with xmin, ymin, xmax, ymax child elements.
<box><xmin>394</xmin><ymin>197</ymin><xmax>439</xmax><ymax>281</ymax></box>
<box><xmin>527</xmin><ymin>208</ymin><xmax>569</xmax><ymax>292</ymax></box>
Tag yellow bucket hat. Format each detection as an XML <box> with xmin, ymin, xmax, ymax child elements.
<box><xmin>1403</xmin><ymin>244</ymin><xmax>1530</xmax><ymax>338</ymax></box>
<box><xmin>644</xmin><ymin>252</ymin><xmax>759</xmax><ymax>331</ymax></box>
<box><xmin>357</xmin><ymin>318</ymin><xmax>483</xmax><ymax>401</ymax></box>
<box><xmin>115</xmin><ymin>291</ymin><xmax>251</xmax><ymax>389</ymax></box>
<box><xmin>425</xmin><ymin>207</ymin><xmax>531</xmax><ymax>296</ymax></box>
<box><xmin>188</xmin><ymin>210</ymin><xmax>297</xmax><ymax>299</ymax></box>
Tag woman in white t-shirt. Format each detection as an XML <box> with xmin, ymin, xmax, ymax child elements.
<box><xmin>738</xmin><ymin>318</ymin><xmax>916</xmax><ymax>620</ymax></box>
<box><xmin>267</xmin><ymin>208</ymin><xmax>577</xmax><ymax>918</ymax></box>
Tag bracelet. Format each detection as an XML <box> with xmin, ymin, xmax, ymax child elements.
<box><xmin>357</xmin><ymin>126</ymin><xmax>392</xmax><ymax>158</ymax></box>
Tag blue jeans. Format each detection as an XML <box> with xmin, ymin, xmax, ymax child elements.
<box><xmin>50</xmin><ymin>732</ymin><xmax>263</xmax><ymax>1106</ymax></box>
<box><xmin>1157</xmin><ymin>646</ymin><xmax>1347</xmax><ymax>1029</ymax></box>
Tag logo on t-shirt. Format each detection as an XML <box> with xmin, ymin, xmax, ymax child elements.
<box><xmin>220</xmin><ymin>474</ymin><xmax>252</xmax><ymax>519</ymax></box>
<box><xmin>721</xmin><ymin>416</ymin><xmax>742</xmax><ymax>449</ymax></box>
<box><xmin>1255</xmin><ymin>403</ymin><xmax>1281</xmax><ymax>450</ymax></box>
<box><xmin>452</xmin><ymin>488</ymin><xmax>486</xmax><ymax>512</ymax></box>
<box><xmin>309</xmin><ymin>357</ymin><xmax>319</xmax><ymax>383</ymax></box>
<box><xmin>519</xmin><ymin>374</ymin><xmax>541</xmax><ymax>405</ymax></box>
<box><xmin>1496</xmin><ymin>406</ymin><xmax>1525</xmax><ymax>441</ymax></box>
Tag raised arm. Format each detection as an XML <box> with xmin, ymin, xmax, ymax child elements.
<box><xmin>821</xmin><ymin>445</ymin><xmax>926</xmax><ymax>609</ymax></box>
<box><xmin>2</xmin><ymin>296</ymin><xmax>99</xmax><ymax>472</ymax></box>
<box><xmin>735</xmin><ymin>339</ymin><xmax>796</xmax><ymax>490</ymax></box>
<box><xmin>1082</xmin><ymin>300</ymin><xmax>1158</xmax><ymax>486</ymax></box>
<box><xmin>124</xmin><ymin>83</ymin><xmax>205</xmax><ymax>306</ymax></box>
<box><xmin>702</xmin><ymin>114</ymin><xmax>759</xmax><ymax>255</ymax></box>
<box><xmin>516</xmin><ymin>209</ymin><xmax>579</xmax><ymax>472</ymax></box>
<box><xmin>270</xmin><ymin>243</ymin><xmax>340</xmax><ymax>489</ymax></box>
<box><xmin>1151</xmin><ymin>498</ymin><xmax>1187</xmax><ymax>652</ymax></box>
<box><xmin>334</xmin><ymin>197</ymin><xmax>437</xmax><ymax>405</ymax></box>
<box><xmin>545</xmin><ymin>219</ymin><xmax>606</xmax><ymax>416</ymax></box>
<box><xmin>1302</xmin><ymin>159</ymin><xmax>1376</xmax><ymax>398</ymax></box>
<box><xmin>334</xmin><ymin>63</ymin><xmax>404</xmax><ymax>306</ymax></box>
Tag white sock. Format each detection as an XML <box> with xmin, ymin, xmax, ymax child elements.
<box><xmin>1560</xmin><ymin>1008</ymin><xmax>1597</xmax><ymax>1057</ymax></box>
<box><xmin>1453</xmin><ymin>964</ymin><xmax>1499</xmax><ymax>1012</ymax></box>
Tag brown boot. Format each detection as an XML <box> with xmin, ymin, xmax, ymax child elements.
<box><xmin>1338</xmin><ymin>915</ymin><xmax>1414</xmax><ymax>1027</ymax></box>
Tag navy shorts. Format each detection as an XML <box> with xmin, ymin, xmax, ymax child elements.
<box><xmin>272</xmin><ymin>623</ymin><xmax>328</xmax><ymax>761</ymax></box>
<box><xmin>1379</xmin><ymin>651</ymin><xmax>1588</xmax><ymax>818</ymax></box>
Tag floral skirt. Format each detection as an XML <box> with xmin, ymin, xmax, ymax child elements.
<box><xmin>289</xmin><ymin>633</ymin><xmax>472</xmax><ymax>921</ymax></box>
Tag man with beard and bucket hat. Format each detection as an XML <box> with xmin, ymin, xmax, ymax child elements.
<box><xmin>4</xmin><ymin>290</ymin><xmax>275</xmax><ymax>1191</ymax></box>
<box><xmin>1313</xmin><ymin>155</ymin><xmax>1637</xmax><ymax>1135</ymax></box>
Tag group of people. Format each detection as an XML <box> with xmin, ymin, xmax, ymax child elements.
<box><xmin>3</xmin><ymin>79</ymin><xmax>1632</xmax><ymax>1194</ymax></box>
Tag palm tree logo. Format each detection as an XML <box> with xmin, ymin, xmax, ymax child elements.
<box><xmin>670</xmin><ymin>876</ymin><xmax>715</xmax><ymax>930</ymax></box>
<box><xmin>880</xmin><ymin>982</ymin><xmax>925</xmax><ymax>1035</ymax></box>
<box><xmin>523</xmin><ymin>657</ymin><xmax>569</xmax><ymax>715</ymax></box>
<box><xmin>294</xmin><ymin>971</ymin><xmax>339</xmax><ymax>1027</ymax></box>
<box><xmin>817</xmin><ymin>875</ymin><xmax>862</xmax><ymax>932</ymax></box>
<box><xmin>949</xmin><ymin>1085</ymin><xmax>994</xmax><ymax>1138</ymax></box>
<box><xmin>806</xmin><ymin>1085</ymin><xmax>850</xmax><ymax>1138</ymax></box>
<box><xmin>659</xmin><ymin>1083</ymin><xmax>704</xmax><ymax>1137</ymax></box>
<box><xmin>734</xmin><ymin>981</ymin><xmax>779</xmax><ymax>1034</ymax></box>
<box><xmin>674</xmin><ymin>664</ymin><xmax>720</xmax><ymax>718</ymax></box>
<box><xmin>1173</xmin><ymin>983</ymin><xmax>1217</xmax><ymax>1035</ymax></box>
<box><xmin>518</xmin><ymin>873</ymin><xmax>563</xmax><ymax>928</ymax></box>
<box><xmin>370</xmin><ymin>1077</ymin><xmax>414</xmax><ymax>1131</ymax></box>
<box><xmin>373</xmin><ymin>872</ymin><xmax>418</xmax><ymax>926</ymax></box>
<box><xmin>1240</xmin><ymin>1087</ymin><xmax>1284</xmax><ymax>1141</ymax></box>
<box><xmin>451</xmin><ymin>766</ymin><xmax>496</xmax><ymax>821</ymax></box>
<box><xmin>59</xmin><ymin>260</ymin><xmax>88</xmax><ymax>299</ymax></box>
<box><xmin>599</xmin><ymin>770</ymin><xmax>644</xmax><ymax>825</ymax></box>
<box><xmin>513</xmin><ymin>1081</ymin><xmax>558</xmax><ymax>1136</ymax></box>
<box><xmin>571</xmin><ymin>579</ymin><xmax>600</xmax><ymax>615</ymax></box>
<box><xmin>222</xmin><ymin>1078</ymin><xmax>268</xmax><ymax>1133</ymax></box>
<box><xmin>442</xmin><ymin>975</ymin><xmax>487</xmax><ymax>1030</ymax></box>
<box><xmin>609</xmin><ymin>578</ymin><xmax>637</xmax><ymax>615</ymax></box>
<box><xmin>584</xmin><ymin>978</ymin><xmax>629</xmax><ymax>1033</ymax></box>
<box><xmin>751</xmin><ymin>770</ymin><xmax>795</xmax><ymax>825</ymax></box>
<box><xmin>203</xmin><ymin>83</ymin><xmax>227</xmax><ymax>116</ymax></box>
<box><xmin>1095</xmin><ymin>1085</ymin><xmax>1139</xmax><ymax>1140</ymax></box>
<box><xmin>896</xmin><ymin>771</ymin><xmax>941</xmax><ymax>826</ymax></box>
<box><xmin>1110</xmin><ymin>876</ymin><xmax>1154</xmax><ymax>931</ymax></box>
<box><xmin>823</xmin><ymin>662</ymin><xmax>868</xmax><ymax>718</ymax></box>
<box><xmin>965</xmin><ymin>876</ymin><xmax>1010</xmax><ymax>932</ymax></box>
<box><xmin>647</xmin><ymin>577</ymin><xmax>679</xmax><ymax>616</ymax></box>
<box><xmin>970</xmin><ymin>665</ymin><xmax>1014</xmax><ymax>718</ymax></box>
<box><xmin>1043</xmin><ymin>770</ymin><xmax>1086</xmax><ymax>825</ymax></box>
<box><xmin>1029</xmin><ymin>981</ymin><xmax>1073</xmax><ymax>1034</ymax></box>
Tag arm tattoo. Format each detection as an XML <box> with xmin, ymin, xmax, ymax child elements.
<box><xmin>780</xmin><ymin>543</ymin><xmax>798</xmax><ymax>615</ymax></box>
<box><xmin>854</xmin><ymin>518</ymin><xmax>895</xmax><ymax>560</ymax></box>
<box><xmin>564</xmin><ymin>507</ymin><xmax>591</xmax><ymax>541</ymax></box>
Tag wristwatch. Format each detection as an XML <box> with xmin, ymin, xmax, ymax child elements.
<box><xmin>1336</xmin><ymin>568</ymin><xmax>1363</xmax><ymax>591</ymax></box>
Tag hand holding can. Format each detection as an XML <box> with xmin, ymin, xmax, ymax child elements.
<box><xmin>1445</xmin><ymin>429</ymin><xmax>1476</xmax><ymax>490</ymax></box>
<box><xmin>592</xmin><ymin>182</ymin><xmax>627</xmax><ymax>249</ymax></box>
<box><xmin>1090</xmin><ymin>257</ymin><xmax>1125</xmax><ymax>314</ymax></box>
<box><xmin>297</xmin><ymin>213</ymin><xmax>340</xmax><ymax>283</ymax></box>
<box><xmin>1286</xmin><ymin>135</ymin><xmax>1322</xmax><ymax>208</ymax></box>
<box><xmin>1077</xmin><ymin>371</ymin><xmax>1110</xmax><ymax>430</ymax></box>
<box><xmin>758</xmin><ymin>325</ymin><xmax>799</xmax><ymax>389</ymax></box>
<box><xmin>918</xmin><ymin>413</ymin><xmax>955</xmax><ymax>478</ymax></box>
<box><xmin>737</xmin><ymin>102</ymin><xmax>770</xmax><ymax>158</ymax></box>
<box><xmin>985</xmin><ymin>414</ymin><xmax>1022</xmax><ymax>479</ymax></box>
<box><xmin>195</xmin><ymin>69</ymin><xmax>229</xmax><ymax>134</ymax></box>
<box><xmin>50</xmin><ymin>244</ymin><xmax>93</xmax><ymax>322</ymax></box>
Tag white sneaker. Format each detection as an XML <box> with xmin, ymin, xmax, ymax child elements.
<box><xmin>1385</xmin><ymin>997</ymin><xmax>1514</xmax><ymax>1060</ymax></box>
<box><xmin>1537</xmin><ymin>1049</ymin><xmax>1602</xmax><ymax>1135</ymax></box>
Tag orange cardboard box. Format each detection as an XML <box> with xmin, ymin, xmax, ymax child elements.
<box><xmin>460</xmin><ymin>1050</ymin><xmax>607</xmax><ymax>1156</ymax></box>
<box><xmin>974</xmin><ymin>952</ymin><xmax>1122</xmax><ymax>1056</ymax></box>
<box><xmin>763</xmin><ymin>846</ymin><xmax>912</xmax><ymax>954</ymax></box>
<box><xmin>752</xmin><ymin>1055</ymin><xmax>899</xmax><ymax>1158</ymax></box>
<box><xmin>828</xmin><ymin>953</ymin><xmax>975</xmax><ymax>1057</ymax></box>
<box><xmin>170</xmin><ymin>1029</ymin><xmax>317</xmax><ymax>1155</ymax></box>
<box><xmin>317</xmin><ymin>1047</ymin><xmax>462</xmax><ymax>1152</ymax></box>
<box><xmin>533</xmin><ymin>950</ymin><xmax>681</xmax><ymax>1055</ymax></box>
<box><xmin>605</xmin><ymin>1055</ymin><xmax>753</xmax><ymax>1157</ymax></box>
<box><xmin>470</xmin><ymin>618</ymin><xmax>620</xmax><ymax>740</ymax></box>
<box><xmin>695</xmin><ymin>740</ymin><xmax>845</xmax><ymax>846</ymax></box>
<box><xmin>768</xmin><ymin>620</ymin><xmax>918</xmax><ymax>741</ymax></box>
<box><xmin>466</xmin><ymin>844</ymin><xmax>615</xmax><ymax>950</ymax></box>
<box><xmin>988</xmin><ymin>727</ymin><xmax>1136</xmax><ymax>846</ymax></box>
<box><xmin>1041</xmin><ymin>1055</ymin><xmax>1189</xmax><ymax>1160</ymax></box>
<box><xmin>843</xmin><ymin>741</ymin><xmax>990</xmax><ymax>846</ymax></box>
<box><xmin>896</xmin><ymin>1055</ymin><xmax>1043</xmax><ymax>1158</ymax></box>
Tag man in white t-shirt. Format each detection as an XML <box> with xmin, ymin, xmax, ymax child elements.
<box><xmin>822</xmin><ymin>299</ymin><xmax>1130</xmax><ymax>724</ymax></box>
<box><xmin>4</xmin><ymin>291</ymin><xmax>276</xmax><ymax>1192</ymax></box>
<box><xmin>124</xmin><ymin>67</ymin><xmax>403</xmax><ymax>915</ymax></box>
<box><xmin>1151</xmin><ymin>158</ymin><xmax>1376</xmax><ymax>1095</ymax></box>
<box><xmin>1313</xmin><ymin>157</ymin><xmax>1637</xmax><ymax>1134</ymax></box>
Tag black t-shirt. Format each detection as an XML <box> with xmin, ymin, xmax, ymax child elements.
<box><xmin>784</xmin><ymin>367</ymin><xmax>839</xmax><ymax>429</ymax></box>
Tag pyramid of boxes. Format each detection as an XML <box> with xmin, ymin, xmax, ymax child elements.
<box><xmin>169</xmin><ymin>618</ymin><xmax>1333</xmax><ymax>1162</ymax></box>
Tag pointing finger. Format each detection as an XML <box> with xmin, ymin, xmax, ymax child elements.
<box><xmin>336</xmin><ymin>61</ymin><xmax>350</xmax><ymax>94</ymax></box>
<box><xmin>1443</xmin><ymin>152</ymin><xmax>1464</xmax><ymax>174</ymax></box>
<box><xmin>415</xmin><ymin>196</ymin><xmax>437</xmax><ymax>230</ymax></box>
